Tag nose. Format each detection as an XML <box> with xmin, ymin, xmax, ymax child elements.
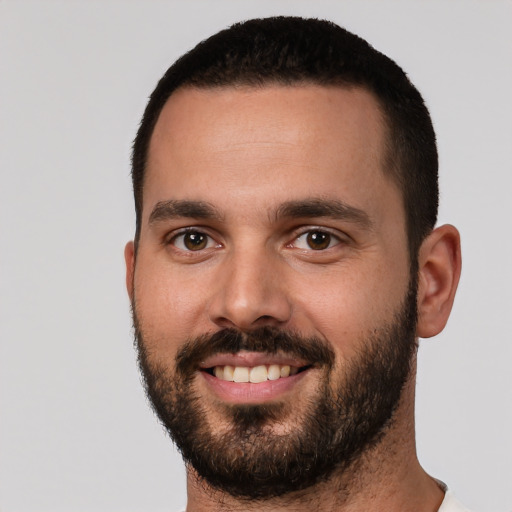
<box><xmin>207</xmin><ymin>248</ymin><xmax>292</xmax><ymax>331</ymax></box>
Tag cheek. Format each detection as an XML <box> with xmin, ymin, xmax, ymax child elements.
<box><xmin>134</xmin><ymin>259</ymin><xmax>211</xmax><ymax>355</ymax></box>
<box><xmin>291</xmin><ymin>259</ymin><xmax>409</xmax><ymax>358</ymax></box>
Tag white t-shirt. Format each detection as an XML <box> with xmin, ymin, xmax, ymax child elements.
<box><xmin>438</xmin><ymin>490</ymin><xmax>472</xmax><ymax>512</ymax></box>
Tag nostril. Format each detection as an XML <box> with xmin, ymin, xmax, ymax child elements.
<box><xmin>256</xmin><ymin>315</ymin><xmax>275</xmax><ymax>322</ymax></box>
<box><xmin>250</xmin><ymin>314</ymin><xmax>289</xmax><ymax>330</ymax></box>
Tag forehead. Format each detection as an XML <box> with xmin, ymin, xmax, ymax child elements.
<box><xmin>144</xmin><ymin>84</ymin><xmax>398</xmax><ymax>222</ymax></box>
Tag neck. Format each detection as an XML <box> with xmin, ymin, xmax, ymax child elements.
<box><xmin>184</xmin><ymin>368</ymin><xmax>444</xmax><ymax>512</ymax></box>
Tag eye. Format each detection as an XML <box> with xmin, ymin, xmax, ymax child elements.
<box><xmin>171</xmin><ymin>230</ymin><xmax>219</xmax><ymax>252</ymax></box>
<box><xmin>292</xmin><ymin>230</ymin><xmax>340</xmax><ymax>251</ymax></box>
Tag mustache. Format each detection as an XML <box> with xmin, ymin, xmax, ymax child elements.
<box><xmin>175</xmin><ymin>326</ymin><xmax>335</xmax><ymax>377</ymax></box>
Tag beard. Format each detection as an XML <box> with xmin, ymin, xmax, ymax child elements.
<box><xmin>132</xmin><ymin>274</ymin><xmax>418</xmax><ymax>500</ymax></box>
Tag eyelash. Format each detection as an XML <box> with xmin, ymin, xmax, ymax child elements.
<box><xmin>289</xmin><ymin>227</ymin><xmax>343</xmax><ymax>251</ymax></box>
<box><xmin>167</xmin><ymin>228</ymin><xmax>221</xmax><ymax>252</ymax></box>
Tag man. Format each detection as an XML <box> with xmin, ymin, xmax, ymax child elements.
<box><xmin>125</xmin><ymin>16</ymin><xmax>465</xmax><ymax>512</ymax></box>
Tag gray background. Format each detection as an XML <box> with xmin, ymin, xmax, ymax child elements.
<box><xmin>1</xmin><ymin>1</ymin><xmax>511</xmax><ymax>511</ymax></box>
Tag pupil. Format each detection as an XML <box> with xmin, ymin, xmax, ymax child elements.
<box><xmin>307</xmin><ymin>231</ymin><xmax>330</xmax><ymax>250</ymax></box>
<box><xmin>185</xmin><ymin>232</ymin><xmax>206</xmax><ymax>250</ymax></box>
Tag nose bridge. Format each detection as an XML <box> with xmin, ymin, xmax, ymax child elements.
<box><xmin>208</xmin><ymin>241</ymin><xmax>291</xmax><ymax>330</ymax></box>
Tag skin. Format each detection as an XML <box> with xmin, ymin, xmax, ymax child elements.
<box><xmin>125</xmin><ymin>85</ymin><xmax>461</xmax><ymax>512</ymax></box>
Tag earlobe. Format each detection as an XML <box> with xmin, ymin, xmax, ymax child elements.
<box><xmin>416</xmin><ymin>224</ymin><xmax>461</xmax><ymax>339</ymax></box>
<box><xmin>124</xmin><ymin>241</ymin><xmax>135</xmax><ymax>301</ymax></box>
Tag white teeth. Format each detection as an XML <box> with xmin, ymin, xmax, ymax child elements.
<box><xmin>249</xmin><ymin>365</ymin><xmax>268</xmax><ymax>383</ymax></box>
<box><xmin>233</xmin><ymin>366</ymin><xmax>250</xmax><ymax>383</ymax></box>
<box><xmin>211</xmin><ymin>363</ymin><xmax>303</xmax><ymax>382</ymax></box>
<box><xmin>268</xmin><ymin>364</ymin><xmax>281</xmax><ymax>381</ymax></box>
<box><xmin>223</xmin><ymin>365</ymin><xmax>234</xmax><ymax>381</ymax></box>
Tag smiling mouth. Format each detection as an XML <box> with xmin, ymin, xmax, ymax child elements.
<box><xmin>203</xmin><ymin>364</ymin><xmax>312</xmax><ymax>383</ymax></box>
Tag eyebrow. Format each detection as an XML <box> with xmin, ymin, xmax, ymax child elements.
<box><xmin>148</xmin><ymin>198</ymin><xmax>372</xmax><ymax>229</ymax></box>
<box><xmin>148</xmin><ymin>200</ymin><xmax>223</xmax><ymax>224</ymax></box>
<box><xmin>275</xmin><ymin>199</ymin><xmax>373</xmax><ymax>229</ymax></box>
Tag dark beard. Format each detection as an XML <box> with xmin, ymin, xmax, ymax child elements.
<box><xmin>133</xmin><ymin>276</ymin><xmax>418</xmax><ymax>500</ymax></box>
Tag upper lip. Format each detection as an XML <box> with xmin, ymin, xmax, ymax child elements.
<box><xmin>199</xmin><ymin>351</ymin><xmax>309</xmax><ymax>369</ymax></box>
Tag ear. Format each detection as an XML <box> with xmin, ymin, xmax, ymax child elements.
<box><xmin>124</xmin><ymin>241</ymin><xmax>135</xmax><ymax>302</ymax></box>
<box><xmin>416</xmin><ymin>224</ymin><xmax>461</xmax><ymax>338</ymax></box>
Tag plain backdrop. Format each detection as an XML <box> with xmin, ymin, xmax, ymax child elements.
<box><xmin>1</xmin><ymin>1</ymin><xmax>511</xmax><ymax>511</ymax></box>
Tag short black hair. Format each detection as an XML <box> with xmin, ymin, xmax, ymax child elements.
<box><xmin>131</xmin><ymin>16</ymin><xmax>438</xmax><ymax>259</ymax></box>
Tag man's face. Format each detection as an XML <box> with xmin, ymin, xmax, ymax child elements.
<box><xmin>127</xmin><ymin>85</ymin><xmax>416</xmax><ymax>497</ymax></box>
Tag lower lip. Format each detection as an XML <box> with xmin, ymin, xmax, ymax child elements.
<box><xmin>200</xmin><ymin>370</ymin><xmax>309</xmax><ymax>404</ymax></box>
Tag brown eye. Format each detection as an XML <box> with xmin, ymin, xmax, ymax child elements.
<box><xmin>183</xmin><ymin>232</ymin><xmax>207</xmax><ymax>250</ymax></box>
<box><xmin>306</xmin><ymin>231</ymin><xmax>331</xmax><ymax>250</ymax></box>
<box><xmin>292</xmin><ymin>229</ymin><xmax>340</xmax><ymax>251</ymax></box>
<box><xmin>172</xmin><ymin>230</ymin><xmax>216</xmax><ymax>251</ymax></box>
